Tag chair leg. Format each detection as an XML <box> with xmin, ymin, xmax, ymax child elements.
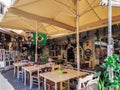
<box><xmin>17</xmin><ymin>72</ymin><xmax>19</xmax><ymax>80</ymax></box>
<box><xmin>42</xmin><ymin>82</ymin><xmax>44</xmax><ymax>90</ymax></box>
<box><xmin>47</xmin><ymin>84</ymin><xmax>51</xmax><ymax>90</ymax></box>
<box><xmin>38</xmin><ymin>78</ymin><xmax>40</xmax><ymax>90</ymax></box>
<box><xmin>31</xmin><ymin>77</ymin><xmax>33</xmax><ymax>89</ymax></box>
<box><xmin>22</xmin><ymin>73</ymin><xmax>24</xmax><ymax>82</ymax></box>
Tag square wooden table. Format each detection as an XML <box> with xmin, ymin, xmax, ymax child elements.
<box><xmin>13</xmin><ymin>62</ymin><xmax>23</xmax><ymax>77</ymax></box>
<box><xmin>40</xmin><ymin>69</ymin><xmax>88</xmax><ymax>90</ymax></box>
<box><xmin>23</xmin><ymin>64</ymin><xmax>47</xmax><ymax>89</ymax></box>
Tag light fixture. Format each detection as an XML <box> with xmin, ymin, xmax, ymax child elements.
<box><xmin>100</xmin><ymin>0</ymin><xmax>120</xmax><ymax>7</ymax></box>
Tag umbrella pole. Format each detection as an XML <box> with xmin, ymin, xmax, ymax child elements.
<box><xmin>35</xmin><ymin>21</ymin><xmax>38</xmax><ymax>62</ymax></box>
<box><xmin>108</xmin><ymin>0</ymin><xmax>114</xmax><ymax>90</ymax></box>
<box><xmin>76</xmin><ymin>0</ymin><xmax>80</xmax><ymax>70</ymax></box>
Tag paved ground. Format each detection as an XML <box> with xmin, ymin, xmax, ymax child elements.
<box><xmin>0</xmin><ymin>69</ymin><xmax>97</xmax><ymax>90</ymax></box>
<box><xmin>0</xmin><ymin>69</ymin><xmax>77</xmax><ymax>90</ymax></box>
<box><xmin>0</xmin><ymin>69</ymin><xmax>38</xmax><ymax>90</ymax></box>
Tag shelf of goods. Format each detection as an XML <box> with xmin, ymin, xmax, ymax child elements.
<box><xmin>0</xmin><ymin>49</ymin><xmax>17</xmax><ymax>70</ymax></box>
<box><xmin>49</xmin><ymin>43</ymin><xmax>67</xmax><ymax>61</ymax></box>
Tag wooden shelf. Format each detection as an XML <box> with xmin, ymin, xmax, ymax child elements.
<box><xmin>0</xmin><ymin>49</ymin><xmax>17</xmax><ymax>70</ymax></box>
<box><xmin>49</xmin><ymin>43</ymin><xmax>67</xmax><ymax>61</ymax></box>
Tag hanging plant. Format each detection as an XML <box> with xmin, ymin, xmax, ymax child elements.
<box><xmin>97</xmin><ymin>54</ymin><xmax>120</xmax><ymax>90</ymax></box>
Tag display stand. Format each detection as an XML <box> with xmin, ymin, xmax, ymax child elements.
<box><xmin>83</xmin><ymin>38</ymin><xmax>94</xmax><ymax>69</ymax></box>
<box><xmin>0</xmin><ymin>49</ymin><xmax>17</xmax><ymax>70</ymax></box>
<box><xmin>49</xmin><ymin>42</ymin><xmax>67</xmax><ymax>62</ymax></box>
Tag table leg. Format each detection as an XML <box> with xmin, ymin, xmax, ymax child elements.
<box><xmin>44</xmin><ymin>78</ymin><xmax>46</xmax><ymax>90</ymax></box>
<box><xmin>60</xmin><ymin>82</ymin><xmax>63</xmax><ymax>90</ymax></box>
<box><xmin>55</xmin><ymin>82</ymin><xmax>57</xmax><ymax>90</ymax></box>
<box><xmin>13</xmin><ymin>66</ymin><xmax>15</xmax><ymax>77</ymax></box>
<box><xmin>68</xmin><ymin>80</ymin><xmax>70</xmax><ymax>90</ymax></box>
<box><xmin>24</xmin><ymin>70</ymin><xmax>26</xmax><ymax>86</ymax></box>
<box><xmin>30</xmin><ymin>72</ymin><xmax>32</xmax><ymax>89</ymax></box>
<box><xmin>60</xmin><ymin>80</ymin><xmax>70</xmax><ymax>90</ymax></box>
<box><xmin>17</xmin><ymin>66</ymin><xmax>19</xmax><ymax>79</ymax></box>
<box><xmin>38</xmin><ymin>75</ymin><xmax>40</xmax><ymax>90</ymax></box>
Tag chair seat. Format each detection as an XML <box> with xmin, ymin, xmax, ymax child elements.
<box><xmin>32</xmin><ymin>74</ymin><xmax>38</xmax><ymax>78</ymax></box>
<box><xmin>79</xmin><ymin>83</ymin><xmax>98</xmax><ymax>90</ymax></box>
<box><xmin>78</xmin><ymin>74</ymin><xmax>94</xmax><ymax>89</ymax></box>
<box><xmin>18</xmin><ymin>70</ymin><xmax>22</xmax><ymax>73</ymax></box>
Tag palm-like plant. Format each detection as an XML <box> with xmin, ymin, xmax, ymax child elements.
<box><xmin>97</xmin><ymin>54</ymin><xmax>120</xmax><ymax>90</ymax></box>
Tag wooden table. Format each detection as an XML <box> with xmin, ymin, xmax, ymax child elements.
<box><xmin>13</xmin><ymin>62</ymin><xmax>32</xmax><ymax>77</ymax></box>
<box><xmin>40</xmin><ymin>69</ymin><xmax>88</xmax><ymax>90</ymax></box>
<box><xmin>23</xmin><ymin>64</ymin><xmax>47</xmax><ymax>89</ymax></box>
<box><xmin>13</xmin><ymin>62</ymin><xmax>23</xmax><ymax>77</ymax></box>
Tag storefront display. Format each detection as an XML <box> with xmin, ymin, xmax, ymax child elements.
<box><xmin>0</xmin><ymin>49</ymin><xmax>17</xmax><ymax>70</ymax></box>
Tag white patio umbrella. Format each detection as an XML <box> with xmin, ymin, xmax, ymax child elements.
<box><xmin>0</xmin><ymin>27</ymin><xmax>20</xmax><ymax>36</ymax></box>
<box><xmin>1</xmin><ymin>0</ymin><xmax>120</xmax><ymax>70</ymax></box>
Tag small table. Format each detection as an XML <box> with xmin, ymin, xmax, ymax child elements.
<box><xmin>13</xmin><ymin>62</ymin><xmax>23</xmax><ymax>77</ymax></box>
<box><xmin>40</xmin><ymin>69</ymin><xmax>88</xmax><ymax>90</ymax></box>
<box><xmin>23</xmin><ymin>64</ymin><xmax>47</xmax><ymax>89</ymax></box>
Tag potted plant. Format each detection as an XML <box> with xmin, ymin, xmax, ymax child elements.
<box><xmin>96</xmin><ymin>54</ymin><xmax>120</xmax><ymax>90</ymax></box>
<box><xmin>27</xmin><ymin>50</ymin><xmax>35</xmax><ymax>62</ymax></box>
<box><xmin>40</xmin><ymin>52</ymin><xmax>49</xmax><ymax>64</ymax></box>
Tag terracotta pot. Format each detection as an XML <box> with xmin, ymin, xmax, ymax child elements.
<box><xmin>114</xmin><ymin>88</ymin><xmax>118</xmax><ymax>90</ymax></box>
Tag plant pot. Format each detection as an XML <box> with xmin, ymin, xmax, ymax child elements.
<box><xmin>114</xmin><ymin>88</ymin><xmax>118</xmax><ymax>90</ymax></box>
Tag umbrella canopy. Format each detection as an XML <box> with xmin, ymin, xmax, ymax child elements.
<box><xmin>5</xmin><ymin>0</ymin><xmax>120</xmax><ymax>32</ymax></box>
<box><xmin>0</xmin><ymin>11</ymin><xmax>73</xmax><ymax>38</ymax></box>
<box><xmin>0</xmin><ymin>0</ymin><xmax>120</xmax><ymax>69</ymax></box>
<box><xmin>0</xmin><ymin>27</ymin><xmax>20</xmax><ymax>36</ymax></box>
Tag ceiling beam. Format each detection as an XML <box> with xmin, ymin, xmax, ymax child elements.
<box><xmin>79</xmin><ymin>15</ymin><xmax>120</xmax><ymax>32</ymax></box>
<box><xmin>9</xmin><ymin>7</ymin><xmax>76</xmax><ymax>32</ymax></box>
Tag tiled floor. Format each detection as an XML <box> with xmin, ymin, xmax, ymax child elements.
<box><xmin>0</xmin><ymin>69</ymin><xmax>38</xmax><ymax>90</ymax></box>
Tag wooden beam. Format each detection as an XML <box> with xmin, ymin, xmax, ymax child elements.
<box><xmin>79</xmin><ymin>15</ymin><xmax>120</xmax><ymax>32</ymax></box>
<box><xmin>9</xmin><ymin>7</ymin><xmax>76</xmax><ymax>32</ymax></box>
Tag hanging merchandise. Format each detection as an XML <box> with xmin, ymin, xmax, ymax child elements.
<box><xmin>79</xmin><ymin>33</ymin><xmax>83</xmax><ymax>48</ymax></box>
<box><xmin>86</xmin><ymin>31</ymin><xmax>89</xmax><ymax>40</ymax></box>
<box><xmin>84</xmin><ymin>48</ymin><xmax>92</xmax><ymax>59</ymax></box>
<box><xmin>95</xmin><ymin>29</ymin><xmax>99</xmax><ymax>41</ymax></box>
<box><xmin>32</xmin><ymin>32</ymin><xmax>47</xmax><ymax>46</ymax></box>
<box><xmin>67</xmin><ymin>36</ymin><xmax>71</xmax><ymax>44</ymax></box>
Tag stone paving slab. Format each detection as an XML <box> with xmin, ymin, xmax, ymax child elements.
<box><xmin>0</xmin><ymin>69</ymin><xmax>38</xmax><ymax>90</ymax></box>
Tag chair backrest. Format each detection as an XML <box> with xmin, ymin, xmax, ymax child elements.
<box><xmin>37</xmin><ymin>66</ymin><xmax>42</xmax><ymax>79</ymax></box>
<box><xmin>41</xmin><ymin>67</ymin><xmax>52</xmax><ymax>73</ymax></box>
<box><xmin>52</xmin><ymin>65</ymin><xmax>61</xmax><ymax>71</ymax></box>
<box><xmin>24</xmin><ymin>63</ymin><xmax>32</xmax><ymax>67</ymax></box>
<box><xmin>62</xmin><ymin>64</ymin><xmax>73</xmax><ymax>69</ymax></box>
<box><xmin>78</xmin><ymin>74</ymin><xmax>94</xmax><ymax>89</ymax></box>
<box><xmin>46</xmin><ymin>67</ymin><xmax>52</xmax><ymax>72</ymax></box>
<box><xmin>87</xmin><ymin>72</ymin><xmax>101</xmax><ymax>86</ymax></box>
<box><xmin>21</xmin><ymin>60</ymin><xmax>28</xmax><ymax>63</ymax></box>
<box><xmin>93</xmin><ymin>72</ymin><xmax>101</xmax><ymax>79</ymax></box>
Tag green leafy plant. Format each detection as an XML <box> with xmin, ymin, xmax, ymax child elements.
<box><xmin>97</xmin><ymin>54</ymin><xmax>120</xmax><ymax>90</ymax></box>
<box><xmin>98</xmin><ymin>79</ymin><xmax>104</xmax><ymax>90</ymax></box>
<box><xmin>27</xmin><ymin>50</ymin><xmax>35</xmax><ymax>61</ymax></box>
<box><xmin>40</xmin><ymin>52</ymin><xmax>49</xmax><ymax>64</ymax></box>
